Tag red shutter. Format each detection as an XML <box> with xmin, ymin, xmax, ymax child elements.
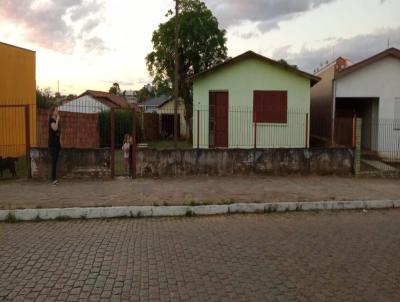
<box><xmin>253</xmin><ymin>91</ymin><xmax>287</xmax><ymax>123</ymax></box>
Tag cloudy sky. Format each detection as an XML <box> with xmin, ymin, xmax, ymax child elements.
<box><xmin>0</xmin><ymin>0</ymin><xmax>399</xmax><ymax>94</ymax></box>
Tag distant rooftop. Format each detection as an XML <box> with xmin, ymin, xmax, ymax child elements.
<box><xmin>139</xmin><ymin>95</ymin><xmax>171</xmax><ymax>107</ymax></box>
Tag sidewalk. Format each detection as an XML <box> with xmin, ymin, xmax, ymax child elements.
<box><xmin>1</xmin><ymin>175</ymin><xmax>399</xmax><ymax>209</ymax></box>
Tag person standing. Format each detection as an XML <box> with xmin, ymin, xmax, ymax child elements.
<box><xmin>48</xmin><ymin>107</ymin><xmax>61</xmax><ymax>185</ymax></box>
<box><xmin>122</xmin><ymin>134</ymin><xmax>130</xmax><ymax>176</ymax></box>
<box><xmin>128</xmin><ymin>135</ymin><xmax>134</xmax><ymax>178</ymax></box>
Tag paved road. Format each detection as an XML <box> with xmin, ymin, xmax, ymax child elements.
<box><xmin>1</xmin><ymin>210</ymin><xmax>400</xmax><ymax>301</ymax></box>
<box><xmin>1</xmin><ymin>176</ymin><xmax>400</xmax><ymax>209</ymax></box>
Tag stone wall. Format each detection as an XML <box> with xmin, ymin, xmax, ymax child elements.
<box><xmin>31</xmin><ymin>148</ymin><xmax>111</xmax><ymax>180</ymax></box>
<box><xmin>37</xmin><ymin>109</ymin><xmax>100</xmax><ymax>148</ymax></box>
<box><xmin>136</xmin><ymin>148</ymin><xmax>354</xmax><ymax>177</ymax></box>
<box><xmin>30</xmin><ymin>147</ymin><xmax>353</xmax><ymax>179</ymax></box>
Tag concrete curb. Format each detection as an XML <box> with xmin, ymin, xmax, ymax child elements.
<box><xmin>1</xmin><ymin>200</ymin><xmax>400</xmax><ymax>222</ymax></box>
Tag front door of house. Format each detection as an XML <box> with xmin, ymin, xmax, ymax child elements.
<box><xmin>209</xmin><ymin>91</ymin><xmax>228</xmax><ymax>148</ymax></box>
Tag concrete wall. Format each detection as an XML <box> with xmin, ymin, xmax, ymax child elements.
<box><xmin>0</xmin><ymin>42</ymin><xmax>36</xmax><ymax>157</ymax></box>
<box><xmin>136</xmin><ymin>148</ymin><xmax>353</xmax><ymax>177</ymax></box>
<box><xmin>193</xmin><ymin>57</ymin><xmax>311</xmax><ymax>149</ymax></box>
<box><xmin>336</xmin><ymin>56</ymin><xmax>400</xmax><ymax>159</ymax></box>
<box><xmin>30</xmin><ymin>147</ymin><xmax>353</xmax><ymax>179</ymax></box>
<box><xmin>31</xmin><ymin>148</ymin><xmax>110</xmax><ymax>180</ymax></box>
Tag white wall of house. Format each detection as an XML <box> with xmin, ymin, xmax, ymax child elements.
<box><xmin>59</xmin><ymin>95</ymin><xmax>109</xmax><ymax>113</ymax></box>
<box><xmin>336</xmin><ymin>56</ymin><xmax>400</xmax><ymax>159</ymax></box>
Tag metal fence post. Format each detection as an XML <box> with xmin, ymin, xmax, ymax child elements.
<box><xmin>24</xmin><ymin>105</ymin><xmax>31</xmax><ymax>179</ymax></box>
<box><xmin>352</xmin><ymin>114</ymin><xmax>356</xmax><ymax>147</ymax></box>
<box><xmin>254</xmin><ymin>123</ymin><xmax>257</xmax><ymax>149</ymax></box>
<box><xmin>131</xmin><ymin>108</ymin><xmax>137</xmax><ymax>179</ymax></box>
<box><xmin>305</xmin><ymin>113</ymin><xmax>309</xmax><ymax>148</ymax></box>
<box><xmin>354</xmin><ymin>118</ymin><xmax>362</xmax><ymax>176</ymax></box>
<box><xmin>110</xmin><ymin>108</ymin><xmax>115</xmax><ymax>179</ymax></box>
<box><xmin>197</xmin><ymin>109</ymin><xmax>200</xmax><ymax>149</ymax></box>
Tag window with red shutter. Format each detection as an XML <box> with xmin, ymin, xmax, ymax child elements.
<box><xmin>253</xmin><ymin>91</ymin><xmax>288</xmax><ymax>123</ymax></box>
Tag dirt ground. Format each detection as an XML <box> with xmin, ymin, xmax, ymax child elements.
<box><xmin>0</xmin><ymin>175</ymin><xmax>399</xmax><ymax>209</ymax></box>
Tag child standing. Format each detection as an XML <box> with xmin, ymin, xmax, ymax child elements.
<box><xmin>122</xmin><ymin>134</ymin><xmax>130</xmax><ymax>176</ymax></box>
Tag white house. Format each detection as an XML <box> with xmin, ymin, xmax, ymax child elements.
<box><xmin>311</xmin><ymin>48</ymin><xmax>400</xmax><ymax>161</ymax></box>
<box><xmin>334</xmin><ymin>48</ymin><xmax>400</xmax><ymax>160</ymax></box>
<box><xmin>59</xmin><ymin>90</ymin><xmax>131</xmax><ymax>113</ymax></box>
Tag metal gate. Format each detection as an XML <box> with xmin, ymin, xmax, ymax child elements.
<box><xmin>0</xmin><ymin>105</ymin><xmax>31</xmax><ymax>179</ymax></box>
<box><xmin>110</xmin><ymin>108</ymin><xmax>137</xmax><ymax>178</ymax></box>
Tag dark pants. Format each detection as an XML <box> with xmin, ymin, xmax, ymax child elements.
<box><xmin>49</xmin><ymin>147</ymin><xmax>60</xmax><ymax>181</ymax></box>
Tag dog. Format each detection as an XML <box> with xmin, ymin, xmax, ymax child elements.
<box><xmin>0</xmin><ymin>156</ymin><xmax>18</xmax><ymax>177</ymax></box>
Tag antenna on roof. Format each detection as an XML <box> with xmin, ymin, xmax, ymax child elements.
<box><xmin>388</xmin><ymin>39</ymin><xmax>390</xmax><ymax>48</ymax></box>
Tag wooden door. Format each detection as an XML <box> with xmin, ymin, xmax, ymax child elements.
<box><xmin>209</xmin><ymin>92</ymin><xmax>228</xmax><ymax>148</ymax></box>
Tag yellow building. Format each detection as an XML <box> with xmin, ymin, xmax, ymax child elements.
<box><xmin>0</xmin><ymin>42</ymin><xmax>36</xmax><ymax>157</ymax></box>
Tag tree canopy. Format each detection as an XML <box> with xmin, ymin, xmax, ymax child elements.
<box><xmin>136</xmin><ymin>85</ymin><xmax>156</xmax><ymax>103</ymax></box>
<box><xmin>146</xmin><ymin>0</ymin><xmax>228</xmax><ymax>116</ymax></box>
<box><xmin>109</xmin><ymin>83</ymin><xmax>121</xmax><ymax>95</ymax></box>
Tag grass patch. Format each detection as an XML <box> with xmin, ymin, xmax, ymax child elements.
<box><xmin>221</xmin><ymin>198</ymin><xmax>235</xmax><ymax>205</ymax></box>
<box><xmin>187</xmin><ymin>200</ymin><xmax>210</xmax><ymax>207</ymax></box>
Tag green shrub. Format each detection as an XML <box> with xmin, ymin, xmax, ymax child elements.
<box><xmin>99</xmin><ymin>110</ymin><xmax>142</xmax><ymax>147</ymax></box>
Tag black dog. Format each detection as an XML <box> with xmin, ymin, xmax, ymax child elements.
<box><xmin>0</xmin><ymin>156</ymin><xmax>18</xmax><ymax>177</ymax></box>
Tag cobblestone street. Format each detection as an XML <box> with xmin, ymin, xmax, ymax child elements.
<box><xmin>1</xmin><ymin>210</ymin><xmax>400</xmax><ymax>301</ymax></box>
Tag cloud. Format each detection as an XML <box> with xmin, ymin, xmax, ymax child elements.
<box><xmin>205</xmin><ymin>0</ymin><xmax>337</xmax><ymax>33</ymax></box>
<box><xmin>271</xmin><ymin>27</ymin><xmax>400</xmax><ymax>72</ymax></box>
<box><xmin>0</xmin><ymin>0</ymin><xmax>105</xmax><ymax>53</ymax></box>
<box><xmin>83</xmin><ymin>36</ymin><xmax>108</xmax><ymax>54</ymax></box>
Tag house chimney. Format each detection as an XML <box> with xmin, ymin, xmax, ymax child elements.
<box><xmin>335</xmin><ymin>57</ymin><xmax>348</xmax><ymax>74</ymax></box>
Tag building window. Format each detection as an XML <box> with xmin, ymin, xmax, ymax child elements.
<box><xmin>253</xmin><ymin>91</ymin><xmax>288</xmax><ymax>123</ymax></box>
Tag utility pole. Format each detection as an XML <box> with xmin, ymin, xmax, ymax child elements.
<box><xmin>173</xmin><ymin>0</ymin><xmax>180</xmax><ymax>148</ymax></box>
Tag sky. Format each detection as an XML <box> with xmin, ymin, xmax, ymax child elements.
<box><xmin>0</xmin><ymin>0</ymin><xmax>399</xmax><ymax>95</ymax></box>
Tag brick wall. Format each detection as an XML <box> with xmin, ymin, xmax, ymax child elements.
<box><xmin>37</xmin><ymin>109</ymin><xmax>100</xmax><ymax>148</ymax></box>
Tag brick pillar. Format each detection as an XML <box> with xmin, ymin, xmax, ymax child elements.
<box><xmin>354</xmin><ymin>118</ymin><xmax>362</xmax><ymax>176</ymax></box>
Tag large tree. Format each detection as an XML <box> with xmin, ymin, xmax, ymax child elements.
<box><xmin>146</xmin><ymin>0</ymin><xmax>227</xmax><ymax>119</ymax></box>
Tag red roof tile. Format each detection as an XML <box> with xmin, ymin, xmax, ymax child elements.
<box><xmin>81</xmin><ymin>90</ymin><xmax>131</xmax><ymax>109</ymax></box>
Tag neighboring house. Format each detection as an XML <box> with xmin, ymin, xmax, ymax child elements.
<box><xmin>123</xmin><ymin>90</ymin><xmax>138</xmax><ymax>105</ymax></box>
<box><xmin>191</xmin><ymin>51</ymin><xmax>320</xmax><ymax>149</ymax></box>
<box><xmin>59</xmin><ymin>90</ymin><xmax>131</xmax><ymax>113</ymax></box>
<box><xmin>139</xmin><ymin>95</ymin><xmax>172</xmax><ymax>113</ymax></box>
<box><xmin>311</xmin><ymin>48</ymin><xmax>400</xmax><ymax>160</ymax></box>
<box><xmin>0</xmin><ymin>42</ymin><xmax>36</xmax><ymax>157</ymax></box>
<box><xmin>310</xmin><ymin>57</ymin><xmax>352</xmax><ymax>144</ymax></box>
<box><xmin>139</xmin><ymin>95</ymin><xmax>187</xmax><ymax>139</ymax></box>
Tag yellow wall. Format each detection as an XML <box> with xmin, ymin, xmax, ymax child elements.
<box><xmin>0</xmin><ymin>42</ymin><xmax>36</xmax><ymax>157</ymax></box>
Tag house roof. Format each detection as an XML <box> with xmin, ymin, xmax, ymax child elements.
<box><xmin>80</xmin><ymin>90</ymin><xmax>131</xmax><ymax>109</ymax></box>
<box><xmin>0</xmin><ymin>41</ymin><xmax>35</xmax><ymax>53</ymax></box>
<box><xmin>139</xmin><ymin>95</ymin><xmax>171</xmax><ymax>107</ymax></box>
<box><xmin>190</xmin><ymin>51</ymin><xmax>321</xmax><ymax>86</ymax></box>
<box><xmin>336</xmin><ymin>48</ymin><xmax>400</xmax><ymax>79</ymax></box>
